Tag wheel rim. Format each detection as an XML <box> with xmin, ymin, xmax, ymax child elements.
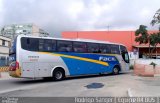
<box><xmin>55</xmin><ymin>71</ymin><xmax>62</xmax><ymax>79</ymax></box>
<box><xmin>114</xmin><ymin>68</ymin><xmax>119</xmax><ymax>74</ymax></box>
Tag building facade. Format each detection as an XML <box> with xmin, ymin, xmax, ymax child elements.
<box><xmin>0</xmin><ymin>24</ymin><xmax>49</xmax><ymax>39</ymax></box>
<box><xmin>0</xmin><ymin>36</ymin><xmax>11</xmax><ymax>66</ymax></box>
<box><xmin>0</xmin><ymin>24</ymin><xmax>50</xmax><ymax>66</ymax></box>
<box><xmin>62</xmin><ymin>31</ymin><xmax>160</xmax><ymax>59</ymax></box>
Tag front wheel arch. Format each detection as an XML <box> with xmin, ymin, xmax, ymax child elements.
<box><xmin>112</xmin><ymin>65</ymin><xmax>120</xmax><ymax>75</ymax></box>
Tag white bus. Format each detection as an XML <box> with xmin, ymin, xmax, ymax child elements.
<box><xmin>9</xmin><ymin>35</ymin><xmax>129</xmax><ymax>80</ymax></box>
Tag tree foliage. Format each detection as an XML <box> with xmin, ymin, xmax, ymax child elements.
<box><xmin>151</xmin><ymin>8</ymin><xmax>160</xmax><ymax>25</ymax></box>
<box><xmin>150</xmin><ymin>32</ymin><xmax>160</xmax><ymax>55</ymax></box>
<box><xmin>135</xmin><ymin>9</ymin><xmax>160</xmax><ymax>58</ymax></box>
<box><xmin>150</xmin><ymin>32</ymin><xmax>160</xmax><ymax>47</ymax></box>
<box><xmin>135</xmin><ymin>25</ymin><xmax>160</xmax><ymax>58</ymax></box>
<box><xmin>151</xmin><ymin>8</ymin><xmax>160</xmax><ymax>31</ymax></box>
<box><xmin>135</xmin><ymin>25</ymin><xmax>149</xmax><ymax>44</ymax></box>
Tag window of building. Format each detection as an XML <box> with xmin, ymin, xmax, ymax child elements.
<box><xmin>57</xmin><ymin>41</ymin><xmax>72</xmax><ymax>52</ymax></box>
<box><xmin>23</xmin><ymin>30</ymin><xmax>27</xmax><ymax>32</ymax></box>
<box><xmin>73</xmin><ymin>42</ymin><xmax>87</xmax><ymax>53</ymax></box>
<box><xmin>0</xmin><ymin>56</ymin><xmax>6</xmax><ymax>66</ymax></box>
<box><xmin>87</xmin><ymin>43</ymin><xmax>100</xmax><ymax>53</ymax></box>
<box><xmin>2</xmin><ymin>40</ymin><xmax>5</xmax><ymax>46</ymax></box>
<box><xmin>0</xmin><ymin>56</ymin><xmax>6</xmax><ymax>60</ymax></box>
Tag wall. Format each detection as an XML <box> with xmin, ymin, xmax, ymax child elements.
<box><xmin>0</xmin><ymin>46</ymin><xmax>9</xmax><ymax>54</ymax></box>
<box><xmin>62</xmin><ymin>31</ymin><xmax>159</xmax><ymax>52</ymax></box>
<box><xmin>135</xmin><ymin>59</ymin><xmax>160</xmax><ymax>65</ymax></box>
<box><xmin>0</xmin><ymin>36</ymin><xmax>11</xmax><ymax>66</ymax></box>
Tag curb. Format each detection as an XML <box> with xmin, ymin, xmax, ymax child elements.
<box><xmin>127</xmin><ymin>88</ymin><xmax>133</xmax><ymax>97</ymax></box>
<box><xmin>0</xmin><ymin>72</ymin><xmax>11</xmax><ymax>80</ymax></box>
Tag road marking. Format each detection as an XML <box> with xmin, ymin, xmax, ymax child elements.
<box><xmin>127</xmin><ymin>88</ymin><xmax>133</xmax><ymax>97</ymax></box>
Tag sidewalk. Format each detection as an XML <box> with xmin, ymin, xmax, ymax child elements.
<box><xmin>128</xmin><ymin>76</ymin><xmax>160</xmax><ymax>97</ymax></box>
<box><xmin>0</xmin><ymin>72</ymin><xmax>12</xmax><ymax>80</ymax></box>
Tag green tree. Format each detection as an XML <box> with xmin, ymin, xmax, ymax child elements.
<box><xmin>135</xmin><ymin>25</ymin><xmax>150</xmax><ymax>58</ymax></box>
<box><xmin>150</xmin><ymin>8</ymin><xmax>160</xmax><ymax>57</ymax></box>
<box><xmin>149</xmin><ymin>32</ymin><xmax>160</xmax><ymax>57</ymax></box>
<box><xmin>135</xmin><ymin>25</ymin><xmax>149</xmax><ymax>44</ymax></box>
<box><xmin>151</xmin><ymin>8</ymin><xmax>160</xmax><ymax>31</ymax></box>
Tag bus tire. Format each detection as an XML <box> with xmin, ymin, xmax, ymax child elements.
<box><xmin>112</xmin><ymin>66</ymin><xmax>120</xmax><ymax>75</ymax></box>
<box><xmin>52</xmin><ymin>68</ymin><xmax>65</xmax><ymax>81</ymax></box>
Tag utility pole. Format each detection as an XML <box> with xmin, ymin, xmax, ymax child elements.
<box><xmin>77</xmin><ymin>32</ymin><xmax>78</xmax><ymax>38</ymax></box>
<box><xmin>107</xmin><ymin>25</ymin><xmax>110</xmax><ymax>32</ymax></box>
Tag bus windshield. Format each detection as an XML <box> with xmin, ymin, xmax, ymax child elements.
<box><xmin>120</xmin><ymin>45</ymin><xmax>129</xmax><ymax>63</ymax></box>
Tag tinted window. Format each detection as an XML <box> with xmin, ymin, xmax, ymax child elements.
<box><xmin>122</xmin><ymin>52</ymin><xmax>130</xmax><ymax>63</ymax></box>
<box><xmin>99</xmin><ymin>44</ymin><xmax>111</xmax><ymax>53</ymax></box>
<box><xmin>21</xmin><ymin>37</ymin><xmax>39</xmax><ymax>51</ymax></box>
<box><xmin>39</xmin><ymin>39</ymin><xmax>56</xmax><ymax>52</ymax></box>
<box><xmin>87</xmin><ymin>43</ymin><xmax>100</xmax><ymax>53</ymax></box>
<box><xmin>111</xmin><ymin>44</ymin><xmax>120</xmax><ymax>54</ymax></box>
<box><xmin>73</xmin><ymin>42</ymin><xmax>87</xmax><ymax>53</ymax></box>
<box><xmin>120</xmin><ymin>45</ymin><xmax>127</xmax><ymax>53</ymax></box>
<box><xmin>57</xmin><ymin>41</ymin><xmax>72</xmax><ymax>52</ymax></box>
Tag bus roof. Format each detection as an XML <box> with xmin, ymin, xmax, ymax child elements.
<box><xmin>17</xmin><ymin>34</ymin><xmax>125</xmax><ymax>46</ymax></box>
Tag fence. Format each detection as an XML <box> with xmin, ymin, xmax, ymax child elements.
<box><xmin>0</xmin><ymin>66</ymin><xmax>9</xmax><ymax>72</ymax></box>
<box><xmin>134</xmin><ymin>63</ymin><xmax>160</xmax><ymax>77</ymax></box>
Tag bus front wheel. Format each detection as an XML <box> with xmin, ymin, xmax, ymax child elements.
<box><xmin>52</xmin><ymin>68</ymin><xmax>65</xmax><ymax>81</ymax></box>
<box><xmin>112</xmin><ymin>66</ymin><xmax>120</xmax><ymax>75</ymax></box>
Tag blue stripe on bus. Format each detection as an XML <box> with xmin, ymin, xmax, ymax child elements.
<box><xmin>57</xmin><ymin>52</ymin><xmax>120</xmax><ymax>75</ymax></box>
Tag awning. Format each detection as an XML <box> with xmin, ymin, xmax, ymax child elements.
<box><xmin>133</xmin><ymin>45</ymin><xmax>160</xmax><ymax>48</ymax></box>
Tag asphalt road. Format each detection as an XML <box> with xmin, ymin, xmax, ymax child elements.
<box><xmin>1</xmin><ymin>71</ymin><xmax>160</xmax><ymax>103</ymax></box>
<box><xmin>0</xmin><ymin>72</ymin><xmax>141</xmax><ymax>97</ymax></box>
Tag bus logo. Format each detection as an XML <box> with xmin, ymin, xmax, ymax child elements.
<box><xmin>99</xmin><ymin>56</ymin><xmax>116</xmax><ymax>62</ymax></box>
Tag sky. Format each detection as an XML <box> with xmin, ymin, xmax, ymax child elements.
<box><xmin>0</xmin><ymin>0</ymin><xmax>159</xmax><ymax>37</ymax></box>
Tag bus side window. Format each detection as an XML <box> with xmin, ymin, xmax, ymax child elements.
<box><xmin>73</xmin><ymin>42</ymin><xmax>87</xmax><ymax>53</ymax></box>
<box><xmin>100</xmin><ymin>44</ymin><xmax>111</xmax><ymax>54</ymax></box>
<box><xmin>111</xmin><ymin>44</ymin><xmax>120</xmax><ymax>54</ymax></box>
<box><xmin>87</xmin><ymin>43</ymin><xmax>100</xmax><ymax>53</ymax></box>
<box><xmin>21</xmin><ymin>37</ymin><xmax>39</xmax><ymax>51</ymax></box>
<box><xmin>39</xmin><ymin>39</ymin><xmax>56</xmax><ymax>52</ymax></box>
<box><xmin>120</xmin><ymin>45</ymin><xmax>127</xmax><ymax>53</ymax></box>
<box><xmin>57</xmin><ymin>40</ymin><xmax>73</xmax><ymax>52</ymax></box>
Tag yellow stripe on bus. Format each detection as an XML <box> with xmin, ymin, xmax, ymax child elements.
<box><xmin>39</xmin><ymin>52</ymin><xmax>109</xmax><ymax>66</ymax></box>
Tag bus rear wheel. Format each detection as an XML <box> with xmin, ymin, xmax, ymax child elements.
<box><xmin>112</xmin><ymin>66</ymin><xmax>120</xmax><ymax>75</ymax></box>
<box><xmin>52</xmin><ymin>68</ymin><xmax>65</xmax><ymax>81</ymax></box>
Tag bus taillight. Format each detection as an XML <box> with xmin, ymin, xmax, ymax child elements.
<box><xmin>9</xmin><ymin>61</ymin><xmax>19</xmax><ymax>71</ymax></box>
